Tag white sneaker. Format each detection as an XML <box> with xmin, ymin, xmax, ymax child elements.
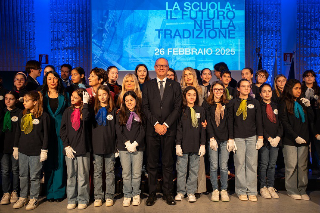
<box><xmin>25</xmin><ymin>199</ymin><xmax>38</xmax><ymax>210</ymax></box>
<box><xmin>268</xmin><ymin>187</ymin><xmax>279</xmax><ymax>199</ymax></box>
<box><xmin>0</xmin><ymin>193</ymin><xmax>10</xmax><ymax>205</ymax></box>
<box><xmin>187</xmin><ymin>194</ymin><xmax>196</xmax><ymax>203</ymax></box>
<box><xmin>175</xmin><ymin>193</ymin><xmax>184</xmax><ymax>201</ymax></box>
<box><xmin>211</xmin><ymin>189</ymin><xmax>219</xmax><ymax>202</ymax></box>
<box><xmin>67</xmin><ymin>203</ymin><xmax>77</xmax><ymax>209</ymax></box>
<box><xmin>220</xmin><ymin>190</ymin><xmax>230</xmax><ymax>202</ymax></box>
<box><xmin>13</xmin><ymin>197</ymin><xmax>28</xmax><ymax>209</ymax></box>
<box><xmin>301</xmin><ymin>194</ymin><xmax>310</xmax><ymax>201</ymax></box>
<box><xmin>123</xmin><ymin>197</ymin><xmax>131</xmax><ymax>207</ymax></box>
<box><xmin>10</xmin><ymin>191</ymin><xmax>19</xmax><ymax>203</ymax></box>
<box><xmin>78</xmin><ymin>204</ymin><xmax>87</xmax><ymax>210</ymax></box>
<box><xmin>105</xmin><ymin>199</ymin><xmax>114</xmax><ymax>207</ymax></box>
<box><xmin>288</xmin><ymin>194</ymin><xmax>301</xmax><ymax>200</ymax></box>
<box><xmin>132</xmin><ymin>195</ymin><xmax>140</xmax><ymax>206</ymax></box>
<box><xmin>94</xmin><ymin>199</ymin><xmax>102</xmax><ymax>207</ymax></box>
<box><xmin>260</xmin><ymin>187</ymin><xmax>271</xmax><ymax>199</ymax></box>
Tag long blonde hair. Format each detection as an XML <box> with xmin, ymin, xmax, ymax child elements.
<box><xmin>274</xmin><ymin>74</ymin><xmax>287</xmax><ymax>98</ymax></box>
<box><xmin>180</xmin><ymin>67</ymin><xmax>202</xmax><ymax>94</ymax></box>
<box><xmin>117</xmin><ymin>73</ymin><xmax>142</xmax><ymax>106</ymax></box>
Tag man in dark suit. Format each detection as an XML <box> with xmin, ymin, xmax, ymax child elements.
<box><xmin>142</xmin><ymin>58</ymin><xmax>181</xmax><ymax>206</ymax></box>
<box><xmin>25</xmin><ymin>60</ymin><xmax>42</xmax><ymax>91</ymax></box>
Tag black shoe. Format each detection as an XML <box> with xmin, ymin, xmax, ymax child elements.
<box><xmin>55</xmin><ymin>198</ymin><xmax>64</xmax><ymax>202</ymax></box>
<box><xmin>162</xmin><ymin>193</ymin><xmax>176</xmax><ymax>205</ymax></box>
<box><xmin>195</xmin><ymin>193</ymin><xmax>201</xmax><ymax>199</ymax></box>
<box><xmin>47</xmin><ymin>199</ymin><xmax>55</xmax><ymax>202</ymax></box>
<box><xmin>146</xmin><ymin>193</ymin><xmax>157</xmax><ymax>206</ymax></box>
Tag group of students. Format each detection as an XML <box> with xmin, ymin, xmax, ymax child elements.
<box><xmin>0</xmin><ymin>58</ymin><xmax>319</xmax><ymax>211</ymax></box>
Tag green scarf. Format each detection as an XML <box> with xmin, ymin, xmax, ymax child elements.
<box><xmin>2</xmin><ymin>111</ymin><xmax>12</xmax><ymax>132</ymax></box>
<box><xmin>190</xmin><ymin>107</ymin><xmax>198</xmax><ymax>128</ymax></box>
<box><xmin>21</xmin><ymin>113</ymin><xmax>33</xmax><ymax>134</ymax></box>
<box><xmin>236</xmin><ymin>99</ymin><xmax>247</xmax><ymax>120</ymax></box>
<box><xmin>226</xmin><ymin>87</ymin><xmax>231</xmax><ymax>100</ymax></box>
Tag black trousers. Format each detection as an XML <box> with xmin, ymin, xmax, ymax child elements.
<box><xmin>147</xmin><ymin>134</ymin><xmax>175</xmax><ymax>195</ymax></box>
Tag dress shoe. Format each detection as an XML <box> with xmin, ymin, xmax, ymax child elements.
<box><xmin>146</xmin><ymin>193</ymin><xmax>157</xmax><ymax>206</ymax></box>
<box><xmin>162</xmin><ymin>194</ymin><xmax>176</xmax><ymax>205</ymax></box>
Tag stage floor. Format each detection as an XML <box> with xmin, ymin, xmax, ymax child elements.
<box><xmin>1</xmin><ymin>191</ymin><xmax>319</xmax><ymax>213</ymax></box>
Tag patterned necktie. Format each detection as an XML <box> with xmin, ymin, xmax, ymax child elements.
<box><xmin>190</xmin><ymin>107</ymin><xmax>198</xmax><ymax>128</ymax></box>
<box><xmin>236</xmin><ymin>99</ymin><xmax>247</xmax><ymax>120</ymax></box>
<box><xmin>215</xmin><ymin>103</ymin><xmax>225</xmax><ymax>127</ymax></box>
<box><xmin>159</xmin><ymin>81</ymin><xmax>164</xmax><ymax>99</ymax></box>
<box><xmin>266</xmin><ymin>103</ymin><xmax>276</xmax><ymax>123</ymax></box>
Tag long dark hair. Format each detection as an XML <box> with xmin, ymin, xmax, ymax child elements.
<box><xmin>119</xmin><ymin>91</ymin><xmax>142</xmax><ymax>126</ymax></box>
<box><xmin>206</xmin><ymin>81</ymin><xmax>229</xmax><ymax>105</ymax></box>
<box><xmin>302</xmin><ymin>70</ymin><xmax>319</xmax><ymax>95</ymax></box>
<box><xmin>134</xmin><ymin>64</ymin><xmax>150</xmax><ymax>83</ymax></box>
<box><xmin>69</xmin><ymin>88</ymin><xmax>87</xmax><ymax>119</ymax></box>
<box><xmin>94</xmin><ymin>85</ymin><xmax>115</xmax><ymax>114</ymax></box>
<box><xmin>72</xmin><ymin>67</ymin><xmax>87</xmax><ymax>84</ymax></box>
<box><xmin>42</xmin><ymin>71</ymin><xmax>66</xmax><ymax>95</ymax></box>
<box><xmin>182</xmin><ymin>86</ymin><xmax>199</xmax><ymax>117</ymax></box>
<box><xmin>282</xmin><ymin>79</ymin><xmax>305</xmax><ymax>114</ymax></box>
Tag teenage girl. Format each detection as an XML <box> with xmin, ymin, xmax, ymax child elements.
<box><xmin>204</xmin><ymin>81</ymin><xmax>232</xmax><ymax>202</ymax></box>
<box><xmin>228</xmin><ymin>79</ymin><xmax>263</xmax><ymax>202</ymax></box>
<box><xmin>278</xmin><ymin>79</ymin><xmax>313</xmax><ymax>201</ymax></box>
<box><xmin>115</xmin><ymin>90</ymin><xmax>145</xmax><ymax>207</ymax></box>
<box><xmin>175</xmin><ymin>86</ymin><xmax>206</xmax><ymax>203</ymax></box>
<box><xmin>0</xmin><ymin>91</ymin><xmax>21</xmax><ymax>205</ymax></box>
<box><xmin>60</xmin><ymin>89</ymin><xmax>91</xmax><ymax>210</ymax></box>
<box><xmin>258</xmin><ymin>83</ymin><xmax>283</xmax><ymax>199</ymax></box>
<box><xmin>13</xmin><ymin>91</ymin><xmax>49</xmax><ymax>210</ymax></box>
<box><xmin>92</xmin><ymin>85</ymin><xmax>117</xmax><ymax>207</ymax></box>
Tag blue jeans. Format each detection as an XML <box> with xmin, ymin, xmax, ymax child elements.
<box><xmin>234</xmin><ymin>136</ymin><xmax>258</xmax><ymax>196</ymax></box>
<box><xmin>1</xmin><ymin>153</ymin><xmax>19</xmax><ymax>193</ymax></box>
<box><xmin>176</xmin><ymin>153</ymin><xmax>200</xmax><ymax>195</ymax></box>
<box><xmin>65</xmin><ymin>153</ymin><xmax>90</xmax><ymax>205</ymax></box>
<box><xmin>259</xmin><ymin>145</ymin><xmax>279</xmax><ymax>188</ymax></box>
<box><xmin>93</xmin><ymin>153</ymin><xmax>115</xmax><ymax>200</ymax></box>
<box><xmin>119</xmin><ymin>151</ymin><xmax>143</xmax><ymax>198</ymax></box>
<box><xmin>209</xmin><ymin>141</ymin><xmax>229</xmax><ymax>191</ymax></box>
<box><xmin>19</xmin><ymin>152</ymin><xmax>43</xmax><ymax>199</ymax></box>
<box><xmin>283</xmin><ymin>145</ymin><xmax>308</xmax><ymax>195</ymax></box>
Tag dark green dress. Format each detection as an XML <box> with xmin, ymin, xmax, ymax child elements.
<box><xmin>43</xmin><ymin>93</ymin><xmax>69</xmax><ymax>199</ymax></box>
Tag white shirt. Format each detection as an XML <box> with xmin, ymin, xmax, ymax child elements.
<box><xmin>156</xmin><ymin>77</ymin><xmax>167</xmax><ymax>90</ymax></box>
<box><xmin>155</xmin><ymin>77</ymin><xmax>169</xmax><ymax>128</ymax></box>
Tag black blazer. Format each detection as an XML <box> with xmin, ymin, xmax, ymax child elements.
<box><xmin>278</xmin><ymin>100</ymin><xmax>314</xmax><ymax>146</ymax></box>
<box><xmin>25</xmin><ymin>75</ymin><xmax>40</xmax><ymax>91</ymax></box>
<box><xmin>142</xmin><ymin>78</ymin><xmax>182</xmax><ymax>136</ymax></box>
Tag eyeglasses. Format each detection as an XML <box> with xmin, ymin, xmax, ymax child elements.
<box><xmin>213</xmin><ymin>88</ymin><xmax>224</xmax><ymax>92</ymax></box>
<box><xmin>257</xmin><ymin>75</ymin><xmax>266</xmax><ymax>78</ymax></box>
<box><xmin>14</xmin><ymin>78</ymin><xmax>25</xmax><ymax>82</ymax></box>
<box><xmin>155</xmin><ymin>65</ymin><xmax>169</xmax><ymax>68</ymax></box>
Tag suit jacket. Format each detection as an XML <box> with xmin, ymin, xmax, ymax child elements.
<box><xmin>25</xmin><ymin>75</ymin><xmax>40</xmax><ymax>91</ymax></box>
<box><xmin>142</xmin><ymin>78</ymin><xmax>182</xmax><ymax>136</ymax></box>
